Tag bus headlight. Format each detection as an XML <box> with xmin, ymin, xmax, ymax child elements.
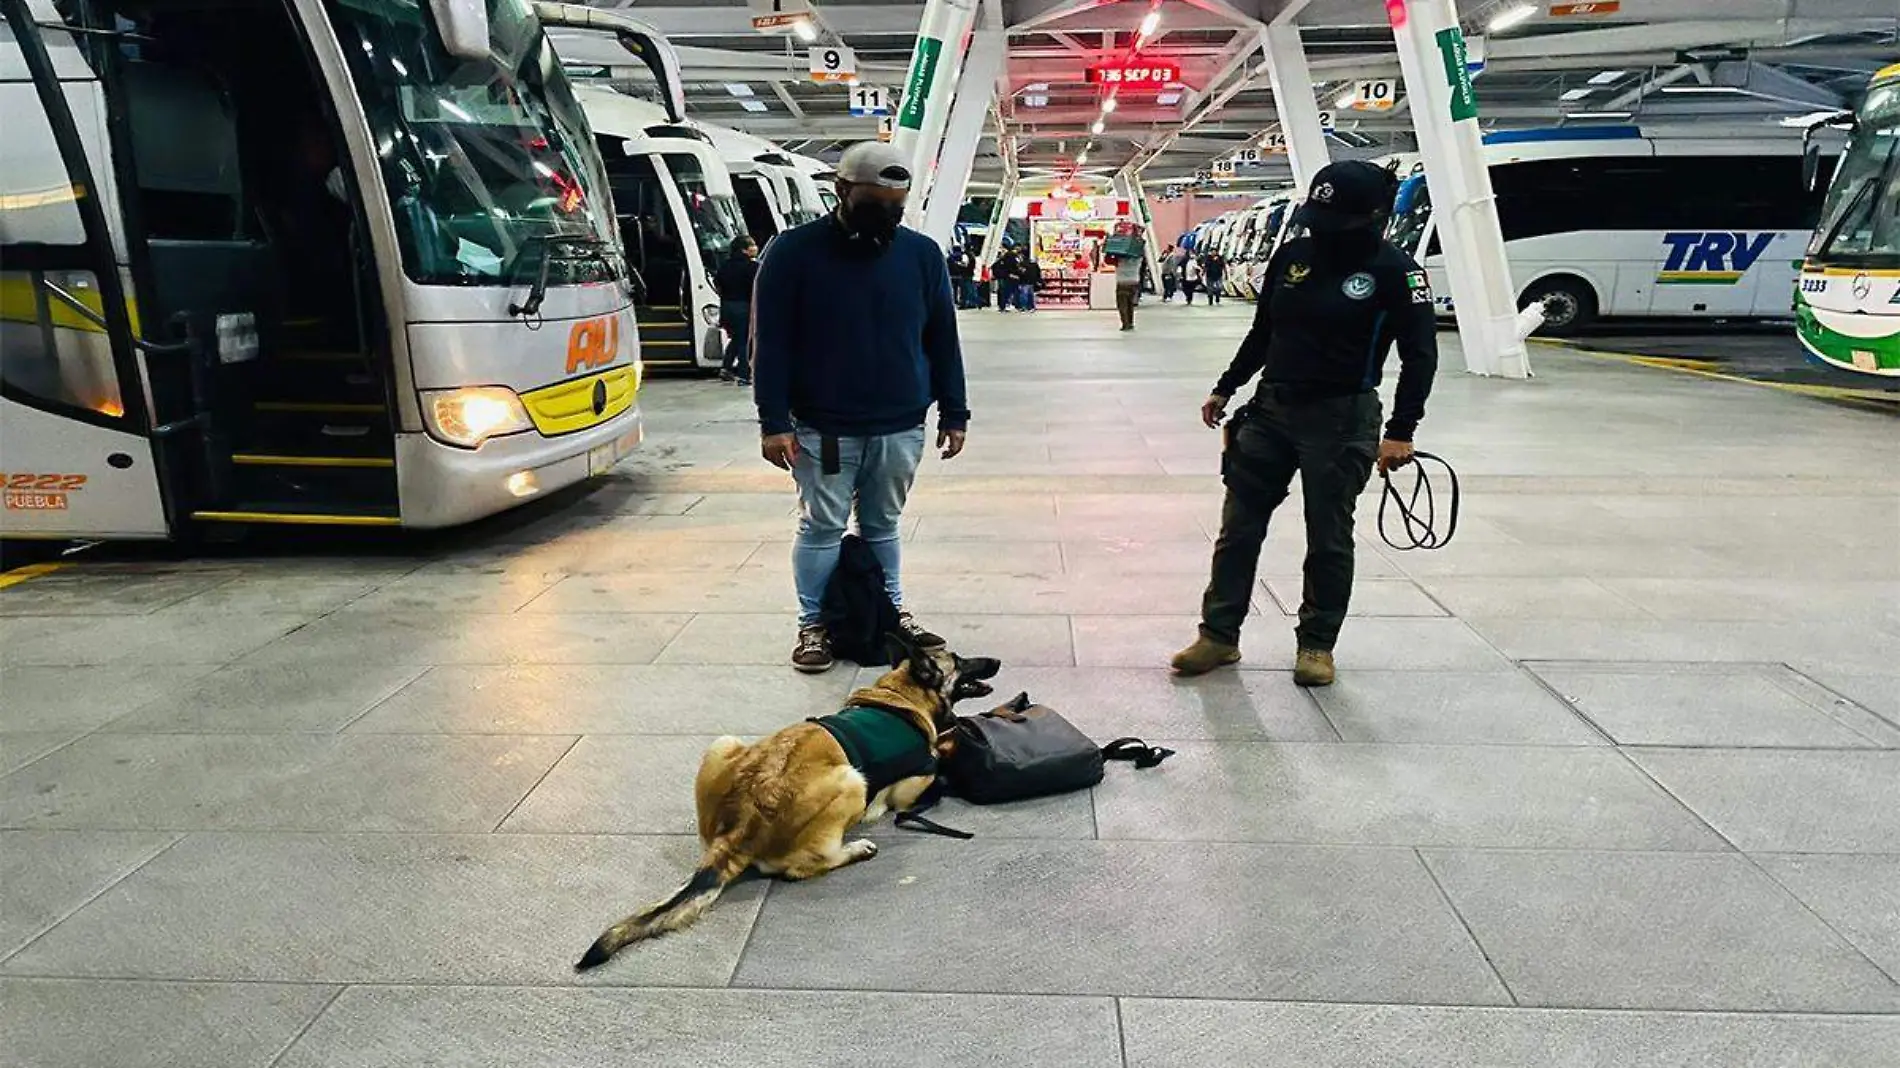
<box><xmin>701</xmin><ymin>304</ymin><xmax>720</xmax><ymax>326</ymax></box>
<box><xmin>421</xmin><ymin>386</ymin><xmax>533</xmax><ymax>448</ymax></box>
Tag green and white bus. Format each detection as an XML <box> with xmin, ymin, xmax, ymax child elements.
<box><xmin>1797</xmin><ymin>62</ymin><xmax>1900</xmax><ymax>376</ymax></box>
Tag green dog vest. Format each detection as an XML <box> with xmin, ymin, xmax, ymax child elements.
<box><xmin>809</xmin><ymin>705</ymin><xmax>936</xmax><ymax>801</ymax></box>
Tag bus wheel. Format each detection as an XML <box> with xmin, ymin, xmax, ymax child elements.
<box><xmin>1523</xmin><ymin>278</ymin><xmax>1596</xmax><ymax>335</ymax></box>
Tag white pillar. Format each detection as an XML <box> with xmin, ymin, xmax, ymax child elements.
<box><xmin>1260</xmin><ymin>25</ymin><xmax>1332</xmax><ymax>189</ymax></box>
<box><xmin>1388</xmin><ymin>0</ymin><xmax>1533</xmax><ymax>379</ymax></box>
<box><xmin>977</xmin><ymin>171</ymin><xmax>1016</xmax><ymax>270</ymax></box>
<box><xmin>891</xmin><ymin>0</ymin><xmax>980</xmax><ymax>226</ymax></box>
<box><xmin>919</xmin><ymin>24</ymin><xmax>1006</xmax><ymax>249</ymax></box>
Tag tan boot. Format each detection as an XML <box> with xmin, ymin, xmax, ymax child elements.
<box><xmin>1171</xmin><ymin>635</ymin><xmax>1241</xmax><ymax>676</ymax></box>
<box><xmin>1293</xmin><ymin>648</ymin><xmax>1336</xmax><ymax>688</ymax></box>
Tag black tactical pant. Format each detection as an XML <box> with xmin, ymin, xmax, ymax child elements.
<box><xmin>1200</xmin><ymin>389</ymin><xmax>1380</xmax><ymax>652</ymax></box>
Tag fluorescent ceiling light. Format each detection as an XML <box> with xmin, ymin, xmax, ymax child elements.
<box><xmin>1139</xmin><ymin>10</ymin><xmax>1160</xmax><ymax>37</ymax></box>
<box><xmin>1077</xmin><ymin>152</ymin><xmax>1089</xmax><ymax>165</ymax></box>
<box><xmin>1587</xmin><ymin>70</ymin><xmax>1626</xmax><ymax>85</ymax></box>
<box><xmin>1335</xmin><ymin>91</ymin><xmax>1356</xmax><ymax>108</ymax></box>
<box><xmin>1487</xmin><ymin>3</ymin><xmax>1535</xmax><ymax>32</ymax></box>
<box><xmin>740</xmin><ymin>100</ymin><xmax>769</xmax><ymax>113</ymax></box>
<box><xmin>1157</xmin><ymin>91</ymin><xmax>1182</xmax><ymax>105</ymax></box>
<box><xmin>724</xmin><ymin>83</ymin><xmax>754</xmax><ymax>97</ymax></box>
<box><xmin>1024</xmin><ymin>94</ymin><xmax>1049</xmax><ymax>107</ymax></box>
<box><xmin>793</xmin><ymin>18</ymin><xmax>817</xmax><ymax>42</ymax></box>
<box><xmin>1661</xmin><ymin>85</ymin><xmax>1746</xmax><ymax>94</ymax></box>
<box><xmin>1092</xmin><ymin>119</ymin><xmax>1105</xmax><ymax>134</ymax></box>
<box><xmin>1101</xmin><ymin>96</ymin><xmax>1118</xmax><ymax>113</ymax></box>
<box><xmin>1559</xmin><ymin>87</ymin><xmax>1594</xmax><ymax>102</ymax></box>
<box><xmin>1566</xmin><ymin>110</ymin><xmax>1632</xmax><ymax>119</ymax></box>
<box><xmin>1024</xmin><ymin>82</ymin><xmax>1050</xmax><ymax>92</ymax></box>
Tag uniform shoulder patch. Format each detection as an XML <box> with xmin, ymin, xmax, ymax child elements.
<box><xmin>1406</xmin><ymin>270</ymin><xmax>1433</xmax><ymax>305</ymax></box>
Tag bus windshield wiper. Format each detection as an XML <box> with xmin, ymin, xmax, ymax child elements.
<box><xmin>507</xmin><ymin>234</ymin><xmax>607</xmax><ymax>319</ymax></box>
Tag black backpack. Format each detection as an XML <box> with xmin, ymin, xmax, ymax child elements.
<box><xmin>821</xmin><ymin>534</ymin><xmax>902</xmax><ymax>666</ymax></box>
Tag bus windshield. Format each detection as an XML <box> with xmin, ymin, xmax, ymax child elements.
<box><xmin>326</xmin><ymin>0</ymin><xmax>619</xmax><ymax>286</ymax></box>
<box><xmin>1810</xmin><ymin>82</ymin><xmax>1900</xmax><ymax>264</ymax></box>
<box><xmin>661</xmin><ymin>153</ymin><xmax>746</xmax><ymax>266</ymax></box>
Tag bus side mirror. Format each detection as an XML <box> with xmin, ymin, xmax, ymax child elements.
<box><xmin>1801</xmin><ymin>141</ymin><xmax>1821</xmax><ymax>193</ymax></box>
<box><xmin>429</xmin><ymin>0</ymin><xmax>490</xmax><ymax>60</ymax></box>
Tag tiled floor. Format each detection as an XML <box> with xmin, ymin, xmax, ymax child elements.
<box><xmin>3</xmin><ymin>303</ymin><xmax>1899</xmax><ymax>1066</ymax></box>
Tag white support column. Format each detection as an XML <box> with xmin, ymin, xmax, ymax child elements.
<box><xmin>977</xmin><ymin>169</ymin><xmax>1017</xmax><ymax>271</ymax></box>
<box><xmin>1388</xmin><ymin>0</ymin><xmax>1533</xmax><ymax>379</ymax></box>
<box><xmin>891</xmin><ymin>0</ymin><xmax>980</xmax><ymax>226</ymax></box>
<box><xmin>1259</xmin><ymin>25</ymin><xmax>1332</xmax><ymax>189</ymax></box>
<box><xmin>919</xmin><ymin>24</ymin><xmax>1007</xmax><ymax>249</ymax></box>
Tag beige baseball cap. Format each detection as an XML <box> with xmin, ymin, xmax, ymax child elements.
<box><xmin>835</xmin><ymin>142</ymin><xmax>913</xmax><ymax>189</ymax></box>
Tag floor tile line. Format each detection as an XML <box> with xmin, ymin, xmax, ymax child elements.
<box><xmin>0</xmin><ymin>832</ymin><xmax>185</xmax><ymax>969</ymax></box>
<box><xmin>1516</xmin><ymin>663</ymin><xmax>1620</xmax><ymax>746</ymax></box>
<box><xmin>262</xmin><ymin>983</ymin><xmax>347</xmax><ymax>1068</ymax></box>
<box><xmin>1607</xmin><ymin>747</ymin><xmax>1750</xmax><ymax>857</ymax></box>
<box><xmin>334</xmin><ymin>665</ymin><xmax>441</xmax><ymax>735</ymax></box>
<box><xmin>728</xmin><ymin>878</ymin><xmax>774</xmax><ymax>988</ymax></box>
<box><xmin>1412</xmin><ymin>848</ymin><xmax>1520</xmax><ymax>1008</ymax></box>
<box><xmin>1742</xmin><ymin>853</ymin><xmax>1900</xmax><ymax>991</ymax></box>
<box><xmin>489</xmin><ymin>735</ymin><xmax>585</xmax><ymax>834</ymax></box>
<box><xmin>1777</xmin><ymin>663</ymin><xmax>1900</xmax><ymax>737</ymax></box>
<box><xmin>1112</xmin><ymin>996</ymin><xmax>1131</xmax><ymax>1068</ymax></box>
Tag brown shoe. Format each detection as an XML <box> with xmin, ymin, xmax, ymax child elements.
<box><xmin>1171</xmin><ymin>635</ymin><xmax>1241</xmax><ymax>676</ymax></box>
<box><xmin>792</xmin><ymin>624</ymin><xmax>835</xmax><ymax>674</ymax></box>
<box><xmin>1293</xmin><ymin>648</ymin><xmax>1336</xmax><ymax>688</ymax></box>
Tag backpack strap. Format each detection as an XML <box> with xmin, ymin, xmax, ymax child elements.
<box><xmin>894</xmin><ymin>779</ymin><xmax>973</xmax><ymax>839</ymax></box>
<box><xmin>1102</xmin><ymin>738</ymin><xmax>1175</xmax><ymax>770</ymax></box>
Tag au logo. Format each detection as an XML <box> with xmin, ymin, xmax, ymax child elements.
<box><xmin>1287</xmin><ymin>263</ymin><xmax>1311</xmax><ymax>284</ymax></box>
<box><xmin>566</xmin><ymin>315</ymin><xmax>621</xmax><ymax>375</ymax></box>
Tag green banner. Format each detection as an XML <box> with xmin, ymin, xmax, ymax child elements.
<box><xmin>1436</xmin><ymin>27</ymin><xmax>1479</xmax><ymax>123</ymax></box>
<box><xmin>899</xmin><ymin>36</ymin><xmax>943</xmax><ymax>130</ymax></box>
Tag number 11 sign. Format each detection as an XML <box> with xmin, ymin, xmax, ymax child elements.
<box><xmin>848</xmin><ymin>85</ymin><xmax>891</xmax><ymax>116</ymax></box>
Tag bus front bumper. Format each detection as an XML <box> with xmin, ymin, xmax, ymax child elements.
<box><xmin>393</xmin><ymin>406</ymin><xmax>643</xmax><ymax>529</ymax></box>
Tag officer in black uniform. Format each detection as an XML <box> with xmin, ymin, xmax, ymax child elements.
<box><xmin>1172</xmin><ymin>160</ymin><xmax>1439</xmax><ymax>687</ymax></box>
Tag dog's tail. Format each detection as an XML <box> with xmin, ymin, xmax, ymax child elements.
<box><xmin>574</xmin><ymin>840</ymin><xmax>748</xmax><ymax>971</ymax></box>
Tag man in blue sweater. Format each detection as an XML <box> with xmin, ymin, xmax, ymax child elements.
<box><xmin>752</xmin><ymin>142</ymin><xmax>971</xmax><ymax>673</ymax></box>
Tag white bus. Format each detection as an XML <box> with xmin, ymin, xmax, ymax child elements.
<box><xmin>1386</xmin><ymin>127</ymin><xmax>1832</xmax><ymax>333</ymax></box>
<box><xmin>1</xmin><ymin>0</ymin><xmax>676</xmax><ymax>538</ymax></box>
<box><xmin>1796</xmin><ymin>62</ymin><xmax>1900</xmax><ymax>375</ymax></box>
<box><xmin>577</xmin><ymin>89</ymin><xmax>745</xmax><ymax>371</ymax></box>
<box><xmin>703</xmin><ymin>126</ymin><xmax>826</xmax><ymax>242</ymax></box>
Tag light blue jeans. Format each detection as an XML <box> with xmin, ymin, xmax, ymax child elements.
<box><xmin>792</xmin><ymin>425</ymin><xmax>926</xmax><ymax>626</ymax></box>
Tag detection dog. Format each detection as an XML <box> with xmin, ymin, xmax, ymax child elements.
<box><xmin>575</xmin><ymin>636</ymin><xmax>1000</xmax><ymax>970</ymax></box>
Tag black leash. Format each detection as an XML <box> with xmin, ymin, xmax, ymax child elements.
<box><xmin>1377</xmin><ymin>450</ymin><xmax>1459</xmax><ymax>552</ymax></box>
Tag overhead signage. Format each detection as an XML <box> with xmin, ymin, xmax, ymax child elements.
<box><xmin>1549</xmin><ymin>1</ymin><xmax>1619</xmax><ymax>15</ymax></box>
<box><xmin>1233</xmin><ymin>146</ymin><xmax>1263</xmax><ymax>165</ymax></box>
<box><xmin>1084</xmin><ymin>62</ymin><xmax>1182</xmax><ymax>88</ymax></box>
<box><xmin>1260</xmin><ymin>133</ymin><xmax>1287</xmax><ymax>155</ymax></box>
<box><xmin>749</xmin><ymin>0</ymin><xmax>812</xmax><ymax>31</ymax></box>
<box><xmin>1317</xmin><ymin>109</ymin><xmax>1338</xmax><ymax>131</ymax></box>
<box><xmin>1351</xmin><ymin>78</ymin><xmax>1399</xmax><ymax>111</ymax></box>
<box><xmin>1192</xmin><ymin>167</ymin><xmax>1214</xmax><ymax>186</ymax></box>
<box><xmin>877</xmin><ymin>115</ymin><xmax>895</xmax><ymax>142</ymax></box>
<box><xmin>810</xmin><ymin>46</ymin><xmax>856</xmax><ymax>83</ymax></box>
<box><xmin>1212</xmin><ymin>157</ymin><xmax>1236</xmax><ymax>178</ymax></box>
<box><xmin>849</xmin><ymin>84</ymin><xmax>892</xmax><ymax>116</ymax></box>
<box><xmin>1675</xmin><ymin>46</ymin><xmax>1746</xmax><ymax>64</ymax></box>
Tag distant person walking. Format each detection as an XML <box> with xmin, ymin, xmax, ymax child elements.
<box><xmin>1160</xmin><ymin>244</ymin><xmax>1180</xmax><ymax>302</ymax></box>
<box><xmin>1181</xmin><ymin>254</ymin><xmax>1204</xmax><ymax>305</ymax></box>
<box><xmin>948</xmin><ymin>246</ymin><xmax>978</xmax><ymax>309</ymax></box>
<box><xmin>1202</xmin><ymin>250</ymin><xmax>1228</xmax><ymax>306</ymax></box>
<box><xmin>1016</xmin><ymin>256</ymin><xmax>1042</xmax><ymax>312</ymax></box>
<box><xmin>994</xmin><ymin>248</ymin><xmax>1021</xmax><ymax>312</ymax></box>
<box><xmin>751</xmin><ymin>142</ymin><xmax>970</xmax><ymax>673</ymax></box>
<box><xmin>715</xmin><ymin>235</ymin><xmax>760</xmax><ymax>384</ymax></box>
<box><xmin>1113</xmin><ymin>250</ymin><xmax>1142</xmax><ymax>331</ymax></box>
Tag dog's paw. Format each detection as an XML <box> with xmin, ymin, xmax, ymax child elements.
<box><xmin>846</xmin><ymin>839</ymin><xmax>879</xmax><ymax>863</ymax></box>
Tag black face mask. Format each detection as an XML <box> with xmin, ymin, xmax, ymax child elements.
<box><xmin>841</xmin><ymin>197</ymin><xmax>905</xmax><ymax>245</ymax></box>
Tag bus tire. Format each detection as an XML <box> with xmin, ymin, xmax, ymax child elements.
<box><xmin>1522</xmin><ymin>277</ymin><xmax>1597</xmax><ymax>335</ymax></box>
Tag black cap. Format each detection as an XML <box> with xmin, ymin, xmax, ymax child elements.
<box><xmin>1293</xmin><ymin>160</ymin><xmax>1399</xmax><ymax>233</ymax></box>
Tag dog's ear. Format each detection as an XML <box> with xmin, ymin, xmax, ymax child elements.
<box><xmin>884</xmin><ymin>631</ymin><xmax>917</xmax><ymax>669</ymax></box>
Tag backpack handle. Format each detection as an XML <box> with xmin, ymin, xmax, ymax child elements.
<box><xmin>1102</xmin><ymin>738</ymin><xmax>1175</xmax><ymax>770</ymax></box>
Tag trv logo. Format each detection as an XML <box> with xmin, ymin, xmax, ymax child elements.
<box><xmin>1660</xmin><ymin>232</ymin><xmax>1776</xmax><ymax>275</ymax></box>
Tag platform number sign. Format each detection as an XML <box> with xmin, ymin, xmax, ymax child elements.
<box><xmin>1192</xmin><ymin>167</ymin><xmax>1213</xmax><ymax>186</ymax></box>
<box><xmin>1317</xmin><ymin>109</ymin><xmax>1338</xmax><ymax>131</ymax></box>
<box><xmin>849</xmin><ymin>84</ymin><xmax>892</xmax><ymax>116</ymax></box>
<box><xmin>810</xmin><ymin>46</ymin><xmax>857</xmax><ymax>83</ymax></box>
<box><xmin>1233</xmin><ymin>146</ymin><xmax>1263</xmax><ymax>165</ymax></box>
<box><xmin>1351</xmin><ymin>78</ymin><xmax>1399</xmax><ymax>111</ymax></box>
<box><xmin>1259</xmin><ymin>133</ymin><xmax>1287</xmax><ymax>155</ymax></box>
<box><xmin>877</xmin><ymin>115</ymin><xmax>895</xmax><ymax>142</ymax></box>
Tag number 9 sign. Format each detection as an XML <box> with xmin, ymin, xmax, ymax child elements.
<box><xmin>810</xmin><ymin>45</ymin><xmax>857</xmax><ymax>83</ymax></box>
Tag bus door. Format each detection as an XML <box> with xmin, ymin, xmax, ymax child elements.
<box><xmin>599</xmin><ymin>145</ymin><xmax>696</xmax><ymax>367</ymax></box>
<box><xmin>1</xmin><ymin>2</ymin><xmax>172</xmax><ymax>538</ymax></box>
<box><xmin>733</xmin><ymin>172</ymin><xmax>784</xmax><ymax>241</ymax></box>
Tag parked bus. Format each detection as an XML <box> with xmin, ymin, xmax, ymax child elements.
<box><xmin>576</xmin><ymin>88</ymin><xmax>745</xmax><ymax>371</ymax></box>
<box><xmin>704</xmin><ymin>126</ymin><xmax>826</xmax><ymax>241</ymax></box>
<box><xmin>1</xmin><ymin>0</ymin><xmax>678</xmax><ymax>538</ymax></box>
<box><xmin>1796</xmin><ymin>62</ymin><xmax>1900</xmax><ymax>375</ymax></box>
<box><xmin>1386</xmin><ymin>127</ymin><xmax>1832</xmax><ymax>333</ymax></box>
